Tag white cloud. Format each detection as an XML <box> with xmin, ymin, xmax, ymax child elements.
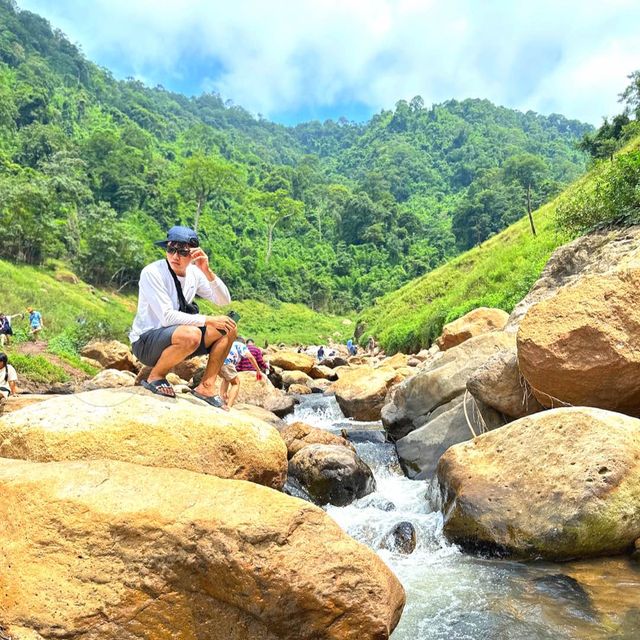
<box><xmin>17</xmin><ymin>0</ymin><xmax>640</xmax><ymax>123</ymax></box>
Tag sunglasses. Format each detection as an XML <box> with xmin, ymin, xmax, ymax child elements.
<box><xmin>166</xmin><ymin>246</ymin><xmax>191</xmax><ymax>257</ymax></box>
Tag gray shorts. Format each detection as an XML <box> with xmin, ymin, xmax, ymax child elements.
<box><xmin>132</xmin><ymin>325</ymin><xmax>208</xmax><ymax>367</ymax></box>
<box><xmin>219</xmin><ymin>363</ymin><xmax>238</xmax><ymax>382</ymax></box>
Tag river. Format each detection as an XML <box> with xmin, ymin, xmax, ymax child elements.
<box><xmin>287</xmin><ymin>394</ymin><xmax>640</xmax><ymax>640</ymax></box>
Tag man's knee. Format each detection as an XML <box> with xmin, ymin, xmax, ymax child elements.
<box><xmin>230</xmin><ymin>376</ymin><xmax>240</xmax><ymax>386</ymax></box>
<box><xmin>175</xmin><ymin>326</ymin><xmax>201</xmax><ymax>351</ymax></box>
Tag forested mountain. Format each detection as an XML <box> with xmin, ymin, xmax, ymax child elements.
<box><xmin>0</xmin><ymin>0</ymin><xmax>592</xmax><ymax>311</ymax></box>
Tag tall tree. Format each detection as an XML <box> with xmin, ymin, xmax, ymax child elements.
<box><xmin>503</xmin><ymin>154</ymin><xmax>548</xmax><ymax>236</ymax></box>
<box><xmin>178</xmin><ymin>153</ymin><xmax>243</xmax><ymax>232</ymax></box>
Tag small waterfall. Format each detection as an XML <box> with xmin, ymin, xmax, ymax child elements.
<box><xmin>288</xmin><ymin>394</ymin><xmax>640</xmax><ymax>640</ymax></box>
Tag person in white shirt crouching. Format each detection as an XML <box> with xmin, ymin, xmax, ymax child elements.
<box><xmin>130</xmin><ymin>226</ymin><xmax>236</xmax><ymax>408</ymax></box>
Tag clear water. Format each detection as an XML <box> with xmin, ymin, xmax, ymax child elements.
<box><xmin>288</xmin><ymin>395</ymin><xmax>640</xmax><ymax>640</ymax></box>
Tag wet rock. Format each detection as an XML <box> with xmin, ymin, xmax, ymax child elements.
<box><xmin>380</xmin><ymin>522</ymin><xmax>417</xmax><ymax>554</ymax></box>
<box><xmin>280</xmin><ymin>422</ymin><xmax>354</xmax><ymax>459</ymax></box>
<box><xmin>437</xmin><ymin>407</ymin><xmax>640</xmax><ymax>560</ymax></box>
<box><xmin>288</xmin><ymin>444</ymin><xmax>376</xmax><ymax>507</ymax></box>
<box><xmin>309</xmin><ymin>378</ymin><xmax>333</xmax><ymax>394</ymax></box>
<box><xmin>288</xmin><ymin>383</ymin><xmax>312</xmax><ymax>395</ymax></box>
<box><xmin>436</xmin><ymin>307</ymin><xmax>509</xmax><ymax>351</ymax></box>
<box><xmin>346</xmin><ymin>429</ymin><xmax>387</xmax><ymax>444</ymax></box>
<box><xmin>517</xmin><ymin>268</ymin><xmax>640</xmax><ymax>415</ymax></box>
<box><xmin>357</xmin><ymin>494</ymin><xmax>396</xmax><ymax>511</ymax></box>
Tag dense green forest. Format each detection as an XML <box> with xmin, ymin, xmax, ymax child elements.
<box><xmin>0</xmin><ymin>0</ymin><xmax>592</xmax><ymax>313</ymax></box>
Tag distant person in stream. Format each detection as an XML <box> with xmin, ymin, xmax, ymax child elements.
<box><xmin>27</xmin><ymin>307</ymin><xmax>44</xmax><ymax>341</ymax></box>
<box><xmin>347</xmin><ymin>338</ymin><xmax>357</xmax><ymax>356</ymax></box>
<box><xmin>317</xmin><ymin>345</ymin><xmax>325</xmax><ymax>361</ymax></box>
<box><xmin>220</xmin><ymin>337</ymin><xmax>263</xmax><ymax>409</ymax></box>
<box><xmin>0</xmin><ymin>353</ymin><xmax>18</xmax><ymax>415</ymax></box>
<box><xmin>367</xmin><ymin>336</ymin><xmax>376</xmax><ymax>355</ymax></box>
<box><xmin>237</xmin><ymin>338</ymin><xmax>268</xmax><ymax>375</ymax></box>
<box><xmin>129</xmin><ymin>226</ymin><xmax>235</xmax><ymax>407</ymax></box>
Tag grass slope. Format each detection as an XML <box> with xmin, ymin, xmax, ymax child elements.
<box><xmin>357</xmin><ymin>167</ymin><xmax>614</xmax><ymax>354</ymax></box>
<box><xmin>0</xmin><ymin>259</ymin><xmax>352</xmax><ymax>383</ymax></box>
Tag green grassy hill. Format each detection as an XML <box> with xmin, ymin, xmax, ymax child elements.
<box><xmin>358</xmin><ymin>135</ymin><xmax>640</xmax><ymax>355</ymax></box>
<box><xmin>0</xmin><ymin>259</ymin><xmax>353</xmax><ymax>384</ymax></box>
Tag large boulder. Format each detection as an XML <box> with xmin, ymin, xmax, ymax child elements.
<box><xmin>280</xmin><ymin>421</ymin><xmax>355</xmax><ymax>459</ymax></box>
<box><xmin>395</xmin><ymin>394</ymin><xmax>504</xmax><ymax>480</ymax></box>
<box><xmin>80</xmin><ymin>340</ymin><xmax>139</xmax><ymax>372</ymax></box>
<box><xmin>309</xmin><ymin>364</ymin><xmax>337</xmax><ymax>380</ymax></box>
<box><xmin>81</xmin><ymin>368</ymin><xmax>136</xmax><ymax>391</ymax></box>
<box><xmin>270</xmin><ymin>351</ymin><xmax>316</xmax><ymax>374</ymax></box>
<box><xmin>467</xmin><ymin>348</ymin><xmax>545</xmax><ymax>419</ymax></box>
<box><xmin>0</xmin><ymin>458</ymin><xmax>405</xmax><ymax>639</ymax></box>
<box><xmin>378</xmin><ymin>353</ymin><xmax>410</xmax><ymax>369</ymax></box>
<box><xmin>288</xmin><ymin>444</ymin><xmax>376</xmax><ymax>507</ymax></box>
<box><xmin>333</xmin><ymin>366</ymin><xmax>402</xmax><ymax>421</ymax></box>
<box><xmin>506</xmin><ymin>225</ymin><xmax>640</xmax><ymax>331</ymax></box>
<box><xmin>436</xmin><ymin>307</ymin><xmax>509</xmax><ymax>351</ymax></box>
<box><xmin>382</xmin><ymin>332</ymin><xmax>514</xmax><ymax>440</ymax></box>
<box><xmin>517</xmin><ymin>269</ymin><xmax>640</xmax><ymax>415</ymax></box>
<box><xmin>322</xmin><ymin>355</ymin><xmax>349</xmax><ymax>369</ymax></box>
<box><xmin>436</xmin><ymin>407</ymin><xmax>640</xmax><ymax>560</ymax></box>
<box><xmin>3</xmin><ymin>394</ymin><xmax>55</xmax><ymax>414</ymax></box>
<box><xmin>281</xmin><ymin>370</ymin><xmax>313</xmax><ymax>388</ymax></box>
<box><xmin>0</xmin><ymin>388</ymin><xmax>287</xmax><ymax>489</ymax></box>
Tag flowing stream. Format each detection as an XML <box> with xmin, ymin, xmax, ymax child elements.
<box><xmin>288</xmin><ymin>394</ymin><xmax>640</xmax><ymax>640</ymax></box>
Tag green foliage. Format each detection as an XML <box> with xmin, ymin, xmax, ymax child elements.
<box><xmin>556</xmin><ymin>143</ymin><xmax>640</xmax><ymax>233</ymax></box>
<box><xmin>7</xmin><ymin>352</ymin><xmax>70</xmax><ymax>383</ymax></box>
<box><xmin>0</xmin><ymin>0</ymin><xmax>591</xmax><ymax>314</ymax></box>
<box><xmin>358</xmin><ymin>203</ymin><xmax>573</xmax><ymax>354</ymax></box>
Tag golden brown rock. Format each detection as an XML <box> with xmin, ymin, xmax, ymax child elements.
<box><xmin>280</xmin><ymin>421</ymin><xmax>355</xmax><ymax>459</ymax></box>
<box><xmin>270</xmin><ymin>351</ymin><xmax>316</xmax><ymax>373</ymax></box>
<box><xmin>80</xmin><ymin>339</ymin><xmax>139</xmax><ymax>372</ymax></box>
<box><xmin>437</xmin><ymin>407</ymin><xmax>640</xmax><ymax>560</ymax></box>
<box><xmin>0</xmin><ymin>458</ymin><xmax>405</xmax><ymax>639</ymax></box>
<box><xmin>333</xmin><ymin>366</ymin><xmax>401</xmax><ymax>421</ymax></box>
<box><xmin>517</xmin><ymin>269</ymin><xmax>640</xmax><ymax>414</ymax></box>
<box><xmin>288</xmin><ymin>384</ymin><xmax>312</xmax><ymax>395</ymax></box>
<box><xmin>0</xmin><ymin>387</ymin><xmax>287</xmax><ymax>489</ymax></box>
<box><xmin>282</xmin><ymin>370</ymin><xmax>313</xmax><ymax>388</ymax></box>
<box><xmin>436</xmin><ymin>307</ymin><xmax>509</xmax><ymax>351</ymax></box>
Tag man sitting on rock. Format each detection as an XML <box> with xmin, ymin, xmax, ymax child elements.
<box><xmin>130</xmin><ymin>226</ymin><xmax>236</xmax><ymax>407</ymax></box>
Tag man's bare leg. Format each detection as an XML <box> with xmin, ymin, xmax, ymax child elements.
<box><xmin>193</xmin><ymin>325</ymin><xmax>236</xmax><ymax>398</ymax></box>
<box><xmin>226</xmin><ymin>378</ymin><xmax>241</xmax><ymax>408</ymax></box>
<box><xmin>148</xmin><ymin>326</ymin><xmax>201</xmax><ymax>383</ymax></box>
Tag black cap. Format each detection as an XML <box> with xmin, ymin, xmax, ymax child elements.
<box><xmin>155</xmin><ymin>226</ymin><xmax>199</xmax><ymax>248</ymax></box>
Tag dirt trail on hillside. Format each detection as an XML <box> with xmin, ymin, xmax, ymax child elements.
<box><xmin>15</xmin><ymin>340</ymin><xmax>91</xmax><ymax>384</ymax></box>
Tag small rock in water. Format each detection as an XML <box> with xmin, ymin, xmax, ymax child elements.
<box><xmin>380</xmin><ymin>521</ymin><xmax>417</xmax><ymax>554</ymax></box>
<box><xmin>357</xmin><ymin>493</ymin><xmax>396</xmax><ymax>511</ymax></box>
<box><xmin>346</xmin><ymin>429</ymin><xmax>387</xmax><ymax>444</ymax></box>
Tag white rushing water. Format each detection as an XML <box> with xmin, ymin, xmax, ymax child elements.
<box><xmin>288</xmin><ymin>394</ymin><xmax>640</xmax><ymax>640</ymax></box>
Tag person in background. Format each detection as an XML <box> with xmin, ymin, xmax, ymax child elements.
<box><xmin>129</xmin><ymin>225</ymin><xmax>234</xmax><ymax>406</ymax></box>
<box><xmin>346</xmin><ymin>338</ymin><xmax>357</xmax><ymax>356</ymax></box>
<box><xmin>0</xmin><ymin>352</ymin><xmax>18</xmax><ymax>415</ymax></box>
<box><xmin>219</xmin><ymin>337</ymin><xmax>263</xmax><ymax>409</ymax></box>
<box><xmin>317</xmin><ymin>345</ymin><xmax>325</xmax><ymax>361</ymax></box>
<box><xmin>0</xmin><ymin>313</ymin><xmax>20</xmax><ymax>347</ymax></box>
<box><xmin>237</xmin><ymin>338</ymin><xmax>268</xmax><ymax>374</ymax></box>
<box><xmin>367</xmin><ymin>336</ymin><xmax>376</xmax><ymax>355</ymax></box>
<box><xmin>27</xmin><ymin>307</ymin><xmax>44</xmax><ymax>341</ymax></box>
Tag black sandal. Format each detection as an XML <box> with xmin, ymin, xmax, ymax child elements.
<box><xmin>141</xmin><ymin>378</ymin><xmax>176</xmax><ymax>399</ymax></box>
<box><xmin>190</xmin><ymin>389</ymin><xmax>225</xmax><ymax>408</ymax></box>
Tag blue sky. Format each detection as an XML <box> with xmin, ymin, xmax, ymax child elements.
<box><xmin>17</xmin><ymin>0</ymin><xmax>640</xmax><ymax>126</ymax></box>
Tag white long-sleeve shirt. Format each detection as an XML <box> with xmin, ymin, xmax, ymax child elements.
<box><xmin>129</xmin><ymin>259</ymin><xmax>231</xmax><ymax>343</ymax></box>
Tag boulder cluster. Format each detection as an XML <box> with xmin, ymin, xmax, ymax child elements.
<box><xmin>0</xmin><ymin>362</ymin><xmax>405</xmax><ymax>637</ymax></box>
<box><xmin>379</xmin><ymin>225</ymin><xmax>640</xmax><ymax>562</ymax></box>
